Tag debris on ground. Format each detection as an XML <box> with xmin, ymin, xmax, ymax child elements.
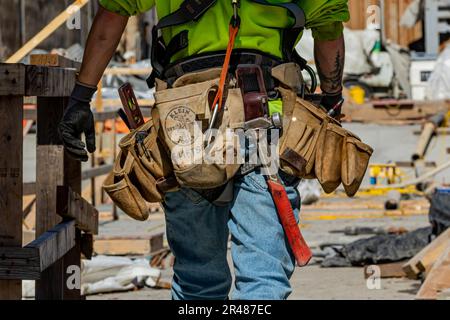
<box><xmin>81</xmin><ymin>256</ymin><xmax>168</xmax><ymax>296</ymax></box>
<box><xmin>320</xmin><ymin>227</ymin><xmax>432</xmax><ymax>267</ymax></box>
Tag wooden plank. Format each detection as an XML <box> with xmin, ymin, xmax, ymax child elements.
<box><xmin>0</xmin><ymin>95</ymin><xmax>23</xmax><ymax>299</ymax></box>
<box><xmin>94</xmin><ymin>234</ymin><xmax>165</xmax><ymax>256</ymax></box>
<box><xmin>30</xmin><ymin>54</ymin><xmax>81</xmax><ymax>70</ymax></box>
<box><xmin>33</xmin><ymin>220</ymin><xmax>76</xmax><ymax>272</ymax></box>
<box><xmin>57</xmin><ymin>186</ymin><xmax>99</xmax><ymax>234</ymax></box>
<box><xmin>416</xmin><ymin>244</ymin><xmax>450</xmax><ymax>300</ymax></box>
<box><xmin>104</xmin><ymin>67</ymin><xmax>152</xmax><ymax>76</ymax></box>
<box><xmin>364</xmin><ymin>261</ymin><xmax>408</xmax><ymax>279</ymax></box>
<box><xmin>100</xmin><ymin>98</ymin><xmax>155</xmax><ymax>108</ymax></box>
<box><xmin>25</xmin><ymin>65</ymin><xmax>76</xmax><ymax>97</ymax></box>
<box><xmin>82</xmin><ymin>164</ymin><xmax>113</xmax><ymax>180</ymax></box>
<box><xmin>344</xmin><ymin>100</ymin><xmax>450</xmax><ymax>123</ymax></box>
<box><xmin>0</xmin><ymin>247</ymin><xmax>40</xmax><ymax>280</ymax></box>
<box><xmin>0</xmin><ymin>220</ymin><xmax>75</xmax><ymax>280</ymax></box>
<box><xmin>5</xmin><ymin>0</ymin><xmax>90</xmax><ymax>63</ymax></box>
<box><xmin>0</xmin><ymin>63</ymin><xmax>26</xmax><ymax>96</ymax></box>
<box><xmin>403</xmin><ymin>228</ymin><xmax>450</xmax><ymax>279</ymax></box>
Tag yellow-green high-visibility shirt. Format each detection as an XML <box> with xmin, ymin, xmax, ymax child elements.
<box><xmin>99</xmin><ymin>0</ymin><xmax>349</xmax><ymax>62</ymax></box>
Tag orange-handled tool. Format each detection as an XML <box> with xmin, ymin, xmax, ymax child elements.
<box><xmin>266</xmin><ymin>177</ymin><xmax>312</xmax><ymax>267</ymax></box>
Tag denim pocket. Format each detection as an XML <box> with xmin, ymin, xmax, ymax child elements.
<box><xmin>245</xmin><ymin>173</ymin><xmax>268</xmax><ymax>191</ymax></box>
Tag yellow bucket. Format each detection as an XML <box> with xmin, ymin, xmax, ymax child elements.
<box><xmin>349</xmin><ymin>86</ymin><xmax>366</xmax><ymax>105</ymax></box>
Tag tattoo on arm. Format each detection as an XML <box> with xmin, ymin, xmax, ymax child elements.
<box><xmin>314</xmin><ymin>37</ymin><xmax>345</xmax><ymax>94</ymax></box>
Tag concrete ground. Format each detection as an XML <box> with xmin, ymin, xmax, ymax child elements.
<box><xmin>87</xmin><ymin>212</ymin><xmax>427</xmax><ymax>300</ymax></box>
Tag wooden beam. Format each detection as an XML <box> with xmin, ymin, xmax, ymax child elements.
<box><xmin>25</xmin><ymin>65</ymin><xmax>76</xmax><ymax>97</ymax></box>
<box><xmin>364</xmin><ymin>261</ymin><xmax>408</xmax><ymax>279</ymax></box>
<box><xmin>344</xmin><ymin>100</ymin><xmax>450</xmax><ymax>124</ymax></box>
<box><xmin>0</xmin><ymin>63</ymin><xmax>26</xmax><ymax>96</ymax></box>
<box><xmin>0</xmin><ymin>64</ymin><xmax>76</xmax><ymax>97</ymax></box>
<box><xmin>5</xmin><ymin>0</ymin><xmax>90</xmax><ymax>63</ymax></box>
<box><xmin>30</xmin><ymin>54</ymin><xmax>81</xmax><ymax>70</ymax></box>
<box><xmin>0</xmin><ymin>94</ymin><xmax>23</xmax><ymax>299</ymax></box>
<box><xmin>100</xmin><ymin>98</ymin><xmax>155</xmax><ymax>108</ymax></box>
<box><xmin>81</xmin><ymin>164</ymin><xmax>113</xmax><ymax>180</ymax></box>
<box><xmin>0</xmin><ymin>220</ymin><xmax>75</xmax><ymax>280</ymax></box>
<box><xmin>94</xmin><ymin>234</ymin><xmax>165</xmax><ymax>256</ymax></box>
<box><xmin>104</xmin><ymin>67</ymin><xmax>152</xmax><ymax>76</ymax></box>
<box><xmin>416</xmin><ymin>244</ymin><xmax>450</xmax><ymax>300</ymax></box>
<box><xmin>57</xmin><ymin>186</ymin><xmax>99</xmax><ymax>235</ymax></box>
<box><xmin>403</xmin><ymin>228</ymin><xmax>450</xmax><ymax>279</ymax></box>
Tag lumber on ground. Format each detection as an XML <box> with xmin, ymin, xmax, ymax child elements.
<box><xmin>94</xmin><ymin>234</ymin><xmax>164</xmax><ymax>256</ymax></box>
<box><xmin>416</xmin><ymin>244</ymin><xmax>450</xmax><ymax>300</ymax></box>
<box><xmin>364</xmin><ymin>261</ymin><xmax>408</xmax><ymax>279</ymax></box>
<box><xmin>403</xmin><ymin>228</ymin><xmax>450</xmax><ymax>279</ymax></box>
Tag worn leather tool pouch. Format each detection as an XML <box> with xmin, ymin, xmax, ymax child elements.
<box><xmin>103</xmin><ymin>118</ymin><xmax>175</xmax><ymax>221</ymax></box>
<box><xmin>154</xmin><ymin>69</ymin><xmax>245</xmax><ymax>189</ymax></box>
<box><xmin>275</xmin><ymin>65</ymin><xmax>374</xmax><ymax>197</ymax></box>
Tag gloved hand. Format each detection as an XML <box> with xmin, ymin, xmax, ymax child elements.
<box><xmin>320</xmin><ymin>91</ymin><xmax>344</xmax><ymax>118</ymax></box>
<box><xmin>58</xmin><ymin>81</ymin><xmax>97</xmax><ymax>162</ymax></box>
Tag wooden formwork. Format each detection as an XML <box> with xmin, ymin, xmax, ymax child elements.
<box><xmin>0</xmin><ymin>58</ymin><xmax>99</xmax><ymax>300</ymax></box>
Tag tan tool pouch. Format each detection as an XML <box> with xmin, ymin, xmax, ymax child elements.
<box><xmin>103</xmin><ymin>150</ymin><xmax>155</xmax><ymax>221</ymax></box>
<box><xmin>103</xmin><ymin>118</ymin><xmax>174</xmax><ymax>221</ymax></box>
<box><xmin>341</xmin><ymin>134</ymin><xmax>374</xmax><ymax>197</ymax></box>
<box><xmin>278</xmin><ymin>86</ymin><xmax>373</xmax><ymax>197</ymax></box>
<box><xmin>153</xmin><ymin>69</ymin><xmax>244</xmax><ymax>189</ymax></box>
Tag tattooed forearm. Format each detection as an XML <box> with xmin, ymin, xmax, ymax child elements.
<box><xmin>314</xmin><ymin>36</ymin><xmax>345</xmax><ymax>94</ymax></box>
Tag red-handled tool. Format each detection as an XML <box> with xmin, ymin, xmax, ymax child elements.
<box><xmin>256</xmin><ymin>125</ymin><xmax>312</xmax><ymax>267</ymax></box>
<box><xmin>266</xmin><ymin>177</ymin><xmax>312</xmax><ymax>266</ymax></box>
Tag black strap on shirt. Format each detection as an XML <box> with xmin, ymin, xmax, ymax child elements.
<box><xmin>148</xmin><ymin>0</ymin><xmax>306</xmax><ymax>88</ymax></box>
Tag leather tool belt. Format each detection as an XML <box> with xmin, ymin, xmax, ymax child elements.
<box><xmin>104</xmin><ymin>61</ymin><xmax>374</xmax><ymax>221</ymax></box>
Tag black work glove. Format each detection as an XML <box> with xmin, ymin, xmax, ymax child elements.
<box><xmin>58</xmin><ymin>82</ymin><xmax>97</xmax><ymax>162</ymax></box>
<box><xmin>320</xmin><ymin>91</ymin><xmax>344</xmax><ymax>118</ymax></box>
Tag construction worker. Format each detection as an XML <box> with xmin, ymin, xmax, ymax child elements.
<box><xmin>58</xmin><ymin>0</ymin><xmax>349</xmax><ymax>300</ymax></box>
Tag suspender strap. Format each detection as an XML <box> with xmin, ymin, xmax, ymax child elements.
<box><xmin>157</xmin><ymin>0</ymin><xmax>218</xmax><ymax>29</ymax></box>
<box><xmin>251</xmin><ymin>0</ymin><xmax>305</xmax><ymax>29</ymax></box>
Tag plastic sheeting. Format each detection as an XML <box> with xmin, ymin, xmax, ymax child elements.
<box><xmin>81</xmin><ymin>256</ymin><xmax>161</xmax><ymax>296</ymax></box>
<box><xmin>426</xmin><ymin>45</ymin><xmax>450</xmax><ymax>100</ymax></box>
<box><xmin>296</xmin><ymin>28</ymin><xmax>380</xmax><ymax>76</ymax></box>
<box><xmin>297</xmin><ymin>179</ymin><xmax>321</xmax><ymax>205</ymax></box>
<box><xmin>321</xmin><ymin>227</ymin><xmax>432</xmax><ymax>267</ymax></box>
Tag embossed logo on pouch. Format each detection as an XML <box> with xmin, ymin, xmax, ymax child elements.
<box><xmin>165</xmin><ymin>106</ymin><xmax>198</xmax><ymax>146</ymax></box>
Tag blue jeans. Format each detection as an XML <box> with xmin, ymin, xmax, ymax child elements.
<box><xmin>163</xmin><ymin>170</ymin><xmax>301</xmax><ymax>300</ymax></box>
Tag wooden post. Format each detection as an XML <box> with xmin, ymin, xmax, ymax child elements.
<box><xmin>35</xmin><ymin>96</ymin><xmax>82</xmax><ymax>300</ymax></box>
<box><xmin>0</xmin><ymin>63</ymin><xmax>26</xmax><ymax>300</ymax></box>
<box><xmin>0</xmin><ymin>95</ymin><xmax>23</xmax><ymax>300</ymax></box>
